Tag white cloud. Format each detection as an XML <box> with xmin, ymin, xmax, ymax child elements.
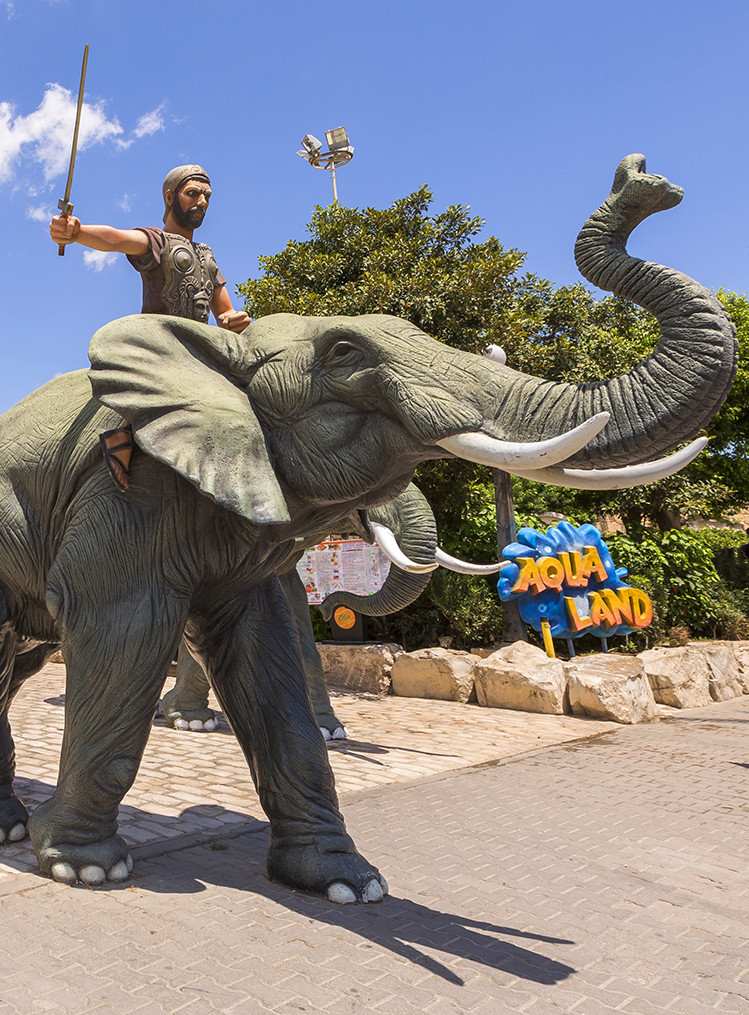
<box><xmin>117</xmin><ymin>192</ymin><xmax>132</xmax><ymax>213</ymax></box>
<box><xmin>133</xmin><ymin>104</ymin><xmax>166</xmax><ymax>139</ymax></box>
<box><xmin>0</xmin><ymin>84</ymin><xmax>123</xmax><ymax>186</ymax></box>
<box><xmin>117</xmin><ymin>103</ymin><xmax>168</xmax><ymax>150</ymax></box>
<box><xmin>26</xmin><ymin>204</ymin><xmax>53</xmax><ymax>222</ymax></box>
<box><xmin>83</xmin><ymin>249</ymin><xmax>118</xmax><ymax>272</ymax></box>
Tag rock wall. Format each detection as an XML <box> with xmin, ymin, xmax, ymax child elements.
<box><xmin>319</xmin><ymin>639</ymin><xmax>749</xmax><ymax>724</ymax></box>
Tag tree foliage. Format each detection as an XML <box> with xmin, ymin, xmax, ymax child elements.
<box><xmin>238</xmin><ymin>185</ymin><xmax>528</xmax><ymax>351</ymax></box>
<box><xmin>238</xmin><ymin>189</ymin><xmax>749</xmax><ymax>645</ymax></box>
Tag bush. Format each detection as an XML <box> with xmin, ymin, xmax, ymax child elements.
<box><xmin>607</xmin><ymin>526</ymin><xmax>749</xmax><ymax>641</ymax></box>
<box><xmin>365</xmin><ymin>570</ymin><xmax>504</xmax><ymax>651</ymax></box>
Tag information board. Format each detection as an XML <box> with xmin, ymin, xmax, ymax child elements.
<box><xmin>296</xmin><ymin>540</ymin><xmax>391</xmax><ymax>605</ymax></box>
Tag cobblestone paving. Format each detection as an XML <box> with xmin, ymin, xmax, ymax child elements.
<box><xmin>0</xmin><ymin>664</ymin><xmax>746</xmax><ymax>1014</ymax></box>
<box><xmin>0</xmin><ymin>663</ymin><xmax>617</xmax><ymax>879</ymax></box>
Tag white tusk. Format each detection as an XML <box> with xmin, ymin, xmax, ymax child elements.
<box><xmin>507</xmin><ymin>437</ymin><xmax>708</xmax><ymax>490</ymax></box>
<box><xmin>371</xmin><ymin>521</ymin><xmax>439</xmax><ymax>573</ymax></box>
<box><xmin>435</xmin><ymin>548</ymin><xmax>510</xmax><ymax>575</ymax></box>
<box><xmin>436</xmin><ymin>412</ymin><xmax>610</xmax><ymax>470</ymax></box>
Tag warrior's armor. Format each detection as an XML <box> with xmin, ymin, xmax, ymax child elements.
<box><xmin>127</xmin><ymin>227</ymin><xmax>225</xmax><ymax>324</ymax></box>
<box><xmin>126</xmin><ymin>164</ymin><xmax>226</xmax><ymax>325</ymax></box>
<box><xmin>103</xmin><ymin>164</ymin><xmax>227</xmax><ymax>492</ymax></box>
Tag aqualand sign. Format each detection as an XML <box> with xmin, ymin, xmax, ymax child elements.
<box><xmin>497</xmin><ymin>521</ymin><xmax>653</xmax><ymax>646</ymax></box>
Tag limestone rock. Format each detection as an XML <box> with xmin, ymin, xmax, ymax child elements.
<box><xmin>390</xmin><ymin>648</ymin><xmax>478</xmax><ymax>703</ymax></box>
<box><xmin>691</xmin><ymin>642</ymin><xmax>745</xmax><ymax>701</ymax></box>
<box><xmin>565</xmin><ymin>654</ymin><xmax>657</xmax><ymax>724</ymax></box>
<box><xmin>474</xmin><ymin>641</ymin><xmax>567</xmax><ymax>715</ymax></box>
<box><xmin>730</xmin><ymin>641</ymin><xmax>749</xmax><ymax>693</ymax></box>
<box><xmin>470</xmin><ymin>646</ymin><xmax>504</xmax><ymax>658</ymax></box>
<box><xmin>317</xmin><ymin>642</ymin><xmax>403</xmax><ymax>695</ymax></box>
<box><xmin>638</xmin><ymin>646</ymin><xmax>712</xmax><ymax>709</ymax></box>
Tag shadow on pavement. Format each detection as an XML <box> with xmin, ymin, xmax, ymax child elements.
<box><xmin>5</xmin><ymin>781</ymin><xmax>577</xmax><ymax>986</ymax></box>
<box><xmin>327</xmin><ymin>737</ymin><xmax>461</xmax><ymax>766</ymax></box>
<box><xmin>1</xmin><ymin>778</ymin><xmax>266</xmax><ymax>876</ymax></box>
<box><xmin>135</xmin><ymin>830</ymin><xmax>577</xmax><ymax>987</ymax></box>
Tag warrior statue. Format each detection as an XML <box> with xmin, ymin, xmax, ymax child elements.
<box><xmin>50</xmin><ymin>164</ymin><xmax>250</xmax><ymax>487</ymax></box>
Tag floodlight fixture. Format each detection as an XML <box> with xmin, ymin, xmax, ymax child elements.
<box><xmin>297</xmin><ymin>125</ymin><xmax>354</xmax><ymax>204</ymax></box>
<box><xmin>325</xmin><ymin>127</ymin><xmax>349</xmax><ymax>151</ymax></box>
<box><xmin>301</xmin><ymin>134</ymin><xmax>323</xmax><ymax>155</ymax></box>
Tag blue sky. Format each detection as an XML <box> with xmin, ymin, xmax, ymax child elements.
<box><xmin>1</xmin><ymin>0</ymin><xmax>746</xmax><ymax>411</ymax></box>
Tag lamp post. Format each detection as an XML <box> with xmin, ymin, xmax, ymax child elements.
<box><xmin>482</xmin><ymin>343</ymin><xmax>529</xmax><ymax>644</ymax></box>
<box><xmin>297</xmin><ymin>127</ymin><xmax>354</xmax><ymax>204</ymax></box>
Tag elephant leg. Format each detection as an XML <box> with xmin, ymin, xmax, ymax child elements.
<box><xmin>160</xmin><ymin>638</ymin><xmax>217</xmax><ymax>732</ymax></box>
<box><xmin>0</xmin><ymin>626</ymin><xmax>29</xmax><ymax>845</ymax></box>
<box><xmin>28</xmin><ymin>594</ymin><xmax>185</xmax><ymax>886</ymax></box>
<box><xmin>197</xmin><ymin>577</ymin><xmax>386</xmax><ymax>904</ymax></box>
<box><xmin>162</xmin><ymin>573</ymin><xmax>348</xmax><ymax>739</ymax></box>
<box><xmin>0</xmin><ymin>640</ymin><xmax>59</xmax><ymax>844</ymax></box>
<box><xmin>280</xmin><ymin>570</ymin><xmax>348</xmax><ymax>741</ymax></box>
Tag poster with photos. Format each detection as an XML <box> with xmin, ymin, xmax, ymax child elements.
<box><xmin>297</xmin><ymin>540</ymin><xmax>391</xmax><ymax>605</ymax></box>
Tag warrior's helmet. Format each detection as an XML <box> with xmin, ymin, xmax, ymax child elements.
<box><xmin>162</xmin><ymin>165</ymin><xmax>211</xmax><ymax>223</ymax></box>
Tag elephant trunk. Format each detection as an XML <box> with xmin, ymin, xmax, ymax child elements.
<box><xmin>480</xmin><ymin>156</ymin><xmax>738</xmax><ymax>470</ymax></box>
<box><xmin>319</xmin><ymin>484</ymin><xmax>437</xmax><ymax>620</ymax></box>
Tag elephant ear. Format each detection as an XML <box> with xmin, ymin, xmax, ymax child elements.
<box><xmin>88</xmin><ymin>314</ymin><xmax>290</xmax><ymax>524</ymax></box>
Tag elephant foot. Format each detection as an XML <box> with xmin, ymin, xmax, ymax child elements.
<box><xmin>0</xmin><ymin>793</ymin><xmax>29</xmax><ymax>844</ymax></box>
<box><xmin>161</xmin><ymin>685</ymin><xmax>216</xmax><ymax>732</ymax></box>
<box><xmin>268</xmin><ymin>840</ymin><xmax>388</xmax><ymax>904</ymax></box>
<box><xmin>321</xmin><ymin>724</ymin><xmax>349</xmax><ymax>742</ymax></box>
<box><xmin>313</xmin><ymin>703</ymin><xmax>349</xmax><ymax>742</ymax></box>
<box><xmin>36</xmin><ymin>834</ymin><xmax>133</xmax><ymax>886</ymax></box>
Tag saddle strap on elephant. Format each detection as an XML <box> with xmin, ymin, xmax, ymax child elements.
<box><xmin>99</xmin><ymin>424</ymin><xmax>133</xmax><ymax>492</ymax></box>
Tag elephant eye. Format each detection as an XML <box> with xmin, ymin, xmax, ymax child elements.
<box><xmin>328</xmin><ymin>340</ymin><xmax>360</xmax><ymax>363</ymax></box>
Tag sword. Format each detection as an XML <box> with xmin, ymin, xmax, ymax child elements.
<box><xmin>57</xmin><ymin>43</ymin><xmax>89</xmax><ymax>257</ymax></box>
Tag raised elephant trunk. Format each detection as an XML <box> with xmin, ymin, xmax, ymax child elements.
<box><xmin>501</xmin><ymin>155</ymin><xmax>737</xmax><ymax>472</ymax></box>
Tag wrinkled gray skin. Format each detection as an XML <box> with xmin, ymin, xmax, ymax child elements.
<box><xmin>0</xmin><ymin>156</ymin><xmax>737</xmax><ymax>901</ymax></box>
<box><xmin>162</xmin><ymin>483</ymin><xmax>437</xmax><ymax>733</ymax></box>
<box><xmin>161</xmin><ymin>569</ymin><xmax>341</xmax><ymax>733</ymax></box>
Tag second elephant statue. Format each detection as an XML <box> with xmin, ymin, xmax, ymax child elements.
<box><xmin>161</xmin><ymin>482</ymin><xmax>443</xmax><ymax>735</ymax></box>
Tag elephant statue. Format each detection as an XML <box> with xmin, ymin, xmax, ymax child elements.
<box><xmin>0</xmin><ymin>155</ymin><xmax>736</xmax><ymax>903</ymax></box>
<box><xmin>161</xmin><ymin>482</ymin><xmax>448</xmax><ymax>737</ymax></box>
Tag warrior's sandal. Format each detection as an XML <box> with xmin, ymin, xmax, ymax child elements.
<box><xmin>99</xmin><ymin>425</ymin><xmax>133</xmax><ymax>491</ymax></box>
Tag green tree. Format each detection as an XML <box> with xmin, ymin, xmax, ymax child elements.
<box><xmin>238</xmin><ymin>186</ymin><xmax>528</xmax><ymax>350</ymax></box>
<box><xmin>238</xmin><ymin>190</ymin><xmax>749</xmax><ymax>645</ymax></box>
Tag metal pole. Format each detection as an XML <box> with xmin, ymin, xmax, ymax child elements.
<box><xmin>330</xmin><ymin>161</ymin><xmax>338</xmax><ymax>204</ymax></box>
<box><xmin>493</xmin><ymin>469</ymin><xmax>528</xmax><ymax>643</ymax></box>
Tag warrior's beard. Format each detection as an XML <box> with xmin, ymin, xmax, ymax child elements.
<box><xmin>172</xmin><ymin>191</ymin><xmax>205</xmax><ymax>230</ymax></box>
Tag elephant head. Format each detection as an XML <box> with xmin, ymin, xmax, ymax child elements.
<box><xmin>88</xmin><ymin>154</ymin><xmax>737</xmax><ymax>539</ymax></box>
<box><xmin>318</xmin><ymin>483</ymin><xmax>505</xmax><ymax>620</ymax></box>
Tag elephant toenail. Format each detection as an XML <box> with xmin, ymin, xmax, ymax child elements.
<box><xmin>327</xmin><ymin>882</ymin><xmax>356</xmax><ymax>904</ymax></box>
<box><xmin>362</xmin><ymin>878</ymin><xmax>384</xmax><ymax>903</ymax></box>
<box><xmin>8</xmin><ymin>823</ymin><xmax>27</xmax><ymax>842</ymax></box>
<box><xmin>51</xmin><ymin>862</ymin><xmax>76</xmax><ymax>883</ymax></box>
<box><xmin>80</xmin><ymin>865</ymin><xmax>106</xmax><ymax>885</ymax></box>
<box><xmin>107</xmin><ymin>860</ymin><xmax>129</xmax><ymax>882</ymax></box>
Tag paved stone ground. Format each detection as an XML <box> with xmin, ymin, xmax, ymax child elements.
<box><xmin>0</xmin><ymin>663</ymin><xmax>747</xmax><ymax>1014</ymax></box>
<box><xmin>0</xmin><ymin>664</ymin><xmax>618</xmax><ymax>880</ymax></box>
